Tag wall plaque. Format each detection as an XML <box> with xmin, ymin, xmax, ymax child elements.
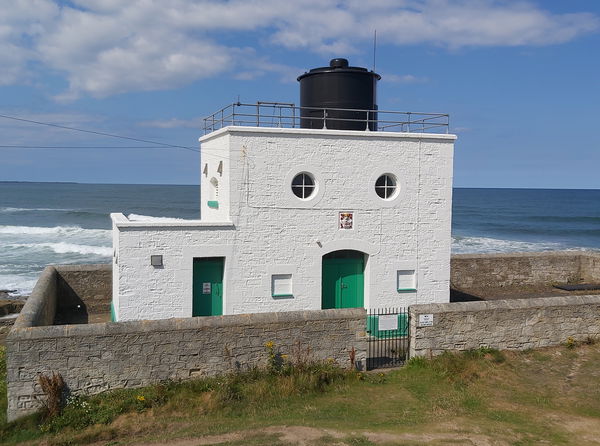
<box><xmin>418</xmin><ymin>314</ymin><xmax>434</xmax><ymax>327</ymax></box>
<box><xmin>339</xmin><ymin>212</ymin><xmax>354</xmax><ymax>230</ymax></box>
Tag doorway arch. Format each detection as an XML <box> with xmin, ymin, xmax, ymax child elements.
<box><xmin>321</xmin><ymin>250</ymin><xmax>365</xmax><ymax>309</ymax></box>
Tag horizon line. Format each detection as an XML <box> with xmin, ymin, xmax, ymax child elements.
<box><xmin>1</xmin><ymin>181</ymin><xmax>600</xmax><ymax>191</ymax></box>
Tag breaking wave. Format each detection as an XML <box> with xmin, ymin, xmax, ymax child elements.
<box><xmin>0</xmin><ymin>225</ymin><xmax>110</xmax><ymax>237</ymax></box>
<box><xmin>10</xmin><ymin>243</ymin><xmax>112</xmax><ymax>257</ymax></box>
<box><xmin>451</xmin><ymin>235</ymin><xmax>580</xmax><ymax>254</ymax></box>
<box><xmin>0</xmin><ymin>207</ymin><xmax>73</xmax><ymax>213</ymax></box>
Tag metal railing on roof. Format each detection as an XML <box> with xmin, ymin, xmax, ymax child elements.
<box><xmin>202</xmin><ymin>102</ymin><xmax>449</xmax><ymax>134</ymax></box>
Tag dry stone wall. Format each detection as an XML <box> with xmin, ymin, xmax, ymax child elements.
<box><xmin>6</xmin><ymin>308</ymin><xmax>366</xmax><ymax>422</ymax></box>
<box><xmin>410</xmin><ymin>295</ymin><xmax>600</xmax><ymax>357</ymax></box>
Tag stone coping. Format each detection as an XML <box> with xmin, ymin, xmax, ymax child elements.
<box><xmin>8</xmin><ymin>308</ymin><xmax>366</xmax><ymax>341</ymax></box>
<box><xmin>54</xmin><ymin>264</ymin><xmax>111</xmax><ymax>272</ymax></box>
<box><xmin>412</xmin><ymin>294</ymin><xmax>600</xmax><ymax>314</ymax></box>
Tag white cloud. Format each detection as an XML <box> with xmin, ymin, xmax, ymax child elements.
<box><xmin>139</xmin><ymin>117</ymin><xmax>203</xmax><ymax>129</ymax></box>
<box><xmin>1</xmin><ymin>0</ymin><xmax>598</xmax><ymax>98</ymax></box>
<box><xmin>0</xmin><ymin>0</ymin><xmax>57</xmax><ymax>85</ymax></box>
<box><xmin>384</xmin><ymin>74</ymin><xmax>428</xmax><ymax>84</ymax></box>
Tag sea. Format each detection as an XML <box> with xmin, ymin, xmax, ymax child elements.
<box><xmin>1</xmin><ymin>182</ymin><xmax>600</xmax><ymax>298</ymax></box>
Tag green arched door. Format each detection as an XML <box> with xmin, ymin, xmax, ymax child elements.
<box><xmin>321</xmin><ymin>250</ymin><xmax>365</xmax><ymax>309</ymax></box>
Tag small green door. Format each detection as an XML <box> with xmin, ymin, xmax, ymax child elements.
<box><xmin>193</xmin><ymin>257</ymin><xmax>224</xmax><ymax>316</ymax></box>
<box><xmin>322</xmin><ymin>250</ymin><xmax>364</xmax><ymax>309</ymax></box>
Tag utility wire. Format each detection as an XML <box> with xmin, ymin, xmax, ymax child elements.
<box><xmin>0</xmin><ymin>145</ymin><xmax>177</xmax><ymax>149</ymax></box>
<box><xmin>0</xmin><ymin>113</ymin><xmax>200</xmax><ymax>153</ymax></box>
<box><xmin>0</xmin><ymin>144</ymin><xmax>231</xmax><ymax>161</ymax></box>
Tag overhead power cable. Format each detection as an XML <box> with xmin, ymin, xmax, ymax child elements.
<box><xmin>0</xmin><ymin>145</ymin><xmax>177</xmax><ymax>149</ymax></box>
<box><xmin>0</xmin><ymin>113</ymin><xmax>200</xmax><ymax>153</ymax></box>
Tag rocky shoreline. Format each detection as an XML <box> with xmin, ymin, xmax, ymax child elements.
<box><xmin>0</xmin><ymin>289</ymin><xmax>26</xmax><ymax>316</ymax></box>
<box><xmin>0</xmin><ymin>289</ymin><xmax>16</xmax><ymax>299</ymax></box>
<box><xmin>0</xmin><ymin>291</ymin><xmax>25</xmax><ymax>343</ymax></box>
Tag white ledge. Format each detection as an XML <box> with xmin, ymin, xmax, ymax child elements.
<box><xmin>200</xmin><ymin>126</ymin><xmax>457</xmax><ymax>143</ymax></box>
<box><xmin>110</xmin><ymin>213</ymin><xmax>234</xmax><ymax>229</ymax></box>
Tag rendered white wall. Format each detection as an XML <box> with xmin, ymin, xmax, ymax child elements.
<box><xmin>112</xmin><ymin>127</ymin><xmax>455</xmax><ymax>321</ymax></box>
<box><xmin>200</xmin><ymin>134</ymin><xmax>230</xmax><ymax>222</ymax></box>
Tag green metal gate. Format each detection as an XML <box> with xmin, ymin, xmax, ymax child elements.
<box><xmin>366</xmin><ymin>307</ymin><xmax>410</xmax><ymax>370</ymax></box>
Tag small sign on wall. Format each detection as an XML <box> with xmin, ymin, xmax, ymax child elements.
<box><xmin>418</xmin><ymin>314</ymin><xmax>434</xmax><ymax>327</ymax></box>
<box><xmin>202</xmin><ymin>282</ymin><xmax>211</xmax><ymax>294</ymax></box>
<box><xmin>378</xmin><ymin>314</ymin><xmax>398</xmax><ymax>331</ymax></box>
<box><xmin>339</xmin><ymin>212</ymin><xmax>354</xmax><ymax>230</ymax></box>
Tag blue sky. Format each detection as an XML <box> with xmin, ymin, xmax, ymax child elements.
<box><xmin>1</xmin><ymin>0</ymin><xmax>599</xmax><ymax>188</ymax></box>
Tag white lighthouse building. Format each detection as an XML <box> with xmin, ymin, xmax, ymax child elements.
<box><xmin>110</xmin><ymin>59</ymin><xmax>456</xmax><ymax>322</ymax></box>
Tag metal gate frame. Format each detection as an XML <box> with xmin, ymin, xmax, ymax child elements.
<box><xmin>366</xmin><ymin>307</ymin><xmax>410</xmax><ymax>370</ymax></box>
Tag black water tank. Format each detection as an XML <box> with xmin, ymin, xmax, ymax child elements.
<box><xmin>297</xmin><ymin>58</ymin><xmax>381</xmax><ymax>131</ymax></box>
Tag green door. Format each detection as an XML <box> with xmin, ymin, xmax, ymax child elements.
<box><xmin>193</xmin><ymin>257</ymin><xmax>224</xmax><ymax>316</ymax></box>
<box><xmin>322</xmin><ymin>250</ymin><xmax>364</xmax><ymax>309</ymax></box>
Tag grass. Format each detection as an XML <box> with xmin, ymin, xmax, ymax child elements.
<box><xmin>1</xmin><ymin>342</ymin><xmax>600</xmax><ymax>445</ymax></box>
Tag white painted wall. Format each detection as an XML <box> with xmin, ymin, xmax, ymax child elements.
<box><xmin>112</xmin><ymin>127</ymin><xmax>456</xmax><ymax>321</ymax></box>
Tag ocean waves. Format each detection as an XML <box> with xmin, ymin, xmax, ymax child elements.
<box><xmin>0</xmin><ymin>224</ymin><xmax>112</xmax><ymax>297</ymax></box>
<box><xmin>9</xmin><ymin>242</ymin><xmax>112</xmax><ymax>256</ymax></box>
<box><xmin>451</xmin><ymin>235</ymin><xmax>577</xmax><ymax>254</ymax></box>
<box><xmin>0</xmin><ymin>224</ymin><xmax>109</xmax><ymax>237</ymax></box>
<box><xmin>0</xmin><ymin>207</ymin><xmax>73</xmax><ymax>213</ymax></box>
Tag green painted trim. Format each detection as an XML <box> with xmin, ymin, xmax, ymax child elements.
<box><xmin>397</xmin><ymin>288</ymin><xmax>417</xmax><ymax>293</ymax></box>
<box><xmin>110</xmin><ymin>302</ymin><xmax>116</xmax><ymax>322</ymax></box>
<box><xmin>272</xmin><ymin>293</ymin><xmax>294</xmax><ymax>298</ymax></box>
<box><xmin>207</xmin><ymin>200</ymin><xmax>219</xmax><ymax>209</ymax></box>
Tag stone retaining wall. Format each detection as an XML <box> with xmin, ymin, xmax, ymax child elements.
<box><xmin>6</xmin><ymin>308</ymin><xmax>366</xmax><ymax>421</ymax></box>
<box><xmin>409</xmin><ymin>295</ymin><xmax>600</xmax><ymax>357</ymax></box>
<box><xmin>450</xmin><ymin>251</ymin><xmax>600</xmax><ymax>289</ymax></box>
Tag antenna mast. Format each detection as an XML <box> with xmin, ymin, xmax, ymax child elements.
<box><xmin>373</xmin><ymin>29</ymin><xmax>377</xmax><ymax>71</ymax></box>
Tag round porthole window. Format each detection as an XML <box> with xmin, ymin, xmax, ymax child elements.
<box><xmin>291</xmin><ymin>172</ymin><xmax>316</xmax><ymax>199</ymax></box>
<box><xmin>375</xmin><ymin>174</ymin><xmax>398</xmax><ymax>200</ymax></box>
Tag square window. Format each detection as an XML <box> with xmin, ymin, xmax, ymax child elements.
<box><xmin>272</xmin><ymin>274</ymin><xmax>293</xmax><ymax>297</ymax></box>
<box><xmin>150</xmin><ymin>255</ymin><xmax>163</xmax><ymax>267</ymax></box>
<box><xmin>397</xmin><ymin>270</ymin><xmax>416</xmax><ymax>292</ymax></box>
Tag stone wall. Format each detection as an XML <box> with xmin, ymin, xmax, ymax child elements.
<box><xmin>6</xmin><ymin>308</ymin><xmax>366</xmax><ymax>421</ymax></box>
<box><xmin>450</xmin><ymin>251</ymin><xmax>600</xmax><ymax>289</ymax></box>
<box><xmin>410</xmin><ymin>295</ymin><xmax>600</xmax><ymax>357</ymax></box>
<box><xmin>581</xmin><ymin>253</ymin><xmax>600</xmax><ymax>282</ymax></box>
<box><xmin>55</xmin><ymin>264</ymin><xmax>112</xmax><ymax>315</ymax></box>
<box><xmin>13</xmin><ymin>266</ymin><xmax>57</xmax><ymax>329</ymax></box>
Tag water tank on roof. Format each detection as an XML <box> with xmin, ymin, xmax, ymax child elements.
<box><xmin>297</xmin><ymin>58</ymin><xmax>381</xmax><ymax>131</ymax></box>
